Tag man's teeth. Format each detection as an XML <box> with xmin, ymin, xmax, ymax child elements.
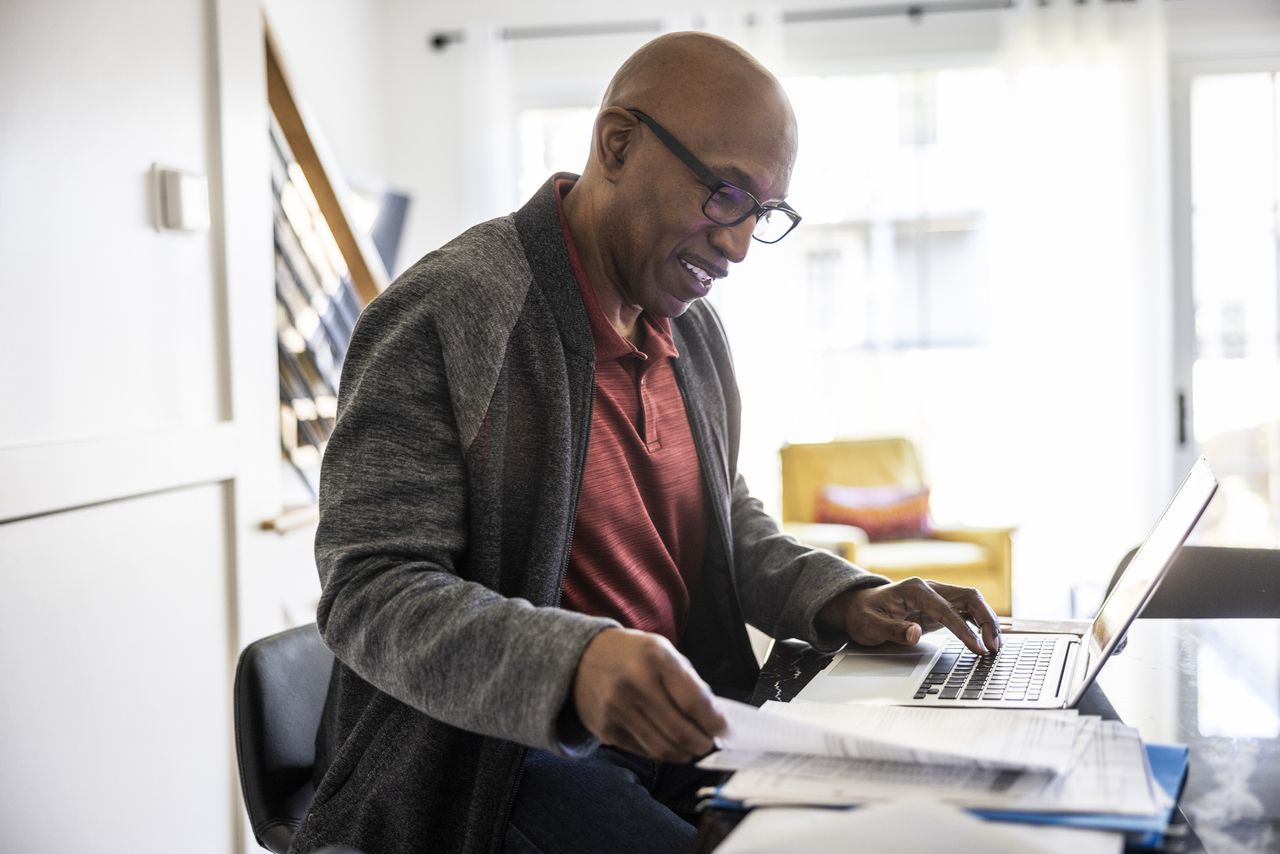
<box><xmin>682</xmin><ymin>261</ymin><xmax>713</xmax><ymax>283</ymax></box>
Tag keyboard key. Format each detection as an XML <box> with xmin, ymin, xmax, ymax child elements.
<box><xmin>928</xmin><ymin>653</ymin><xmax>959</xmax><ymax>676</ymax></box>
<box><xmin>940</xmin><ymin>687</ymin><xmax>961</xmax><ymax>699</ymax></box>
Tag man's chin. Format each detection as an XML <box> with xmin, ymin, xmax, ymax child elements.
<box><xmin>652</xmin><ymin>297</ymin><xmax>698</xmax><ymax>320</ymax></box>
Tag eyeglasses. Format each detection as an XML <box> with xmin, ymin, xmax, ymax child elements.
<box><xmin>626</xmin><ymin>109</ymin><xmax>801</xmax><ymax>244</ymax></box>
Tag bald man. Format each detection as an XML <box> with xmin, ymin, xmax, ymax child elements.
<box><xmin>293</xmin><ymin>32</ymin><xmax>1000</xmax><ymax>854</ymax></box>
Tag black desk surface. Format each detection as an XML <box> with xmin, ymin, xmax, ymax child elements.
<box><xmin>698</xmin><ymin>619</ymin><xmax>1280</xmax><ymax>852</ymax></box>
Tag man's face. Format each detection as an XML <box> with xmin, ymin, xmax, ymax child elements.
<box><xmin>606</xmin><ymin>99</ymin><xmax>796</xmax><ymax>319</ymax></box>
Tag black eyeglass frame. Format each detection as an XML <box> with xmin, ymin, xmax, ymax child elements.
<box><xmin>626</xmin><ymin>108</ymin><xmax>801</xmax><ymax>244</ymax></box>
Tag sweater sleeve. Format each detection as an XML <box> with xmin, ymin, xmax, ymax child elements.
<box><xmin>728</xmin><ymin>472</ymin><xmax>891</xmax><ymax>651</ymax></box>
<box><xmin>314</xmin><ymin>285</ymin><xmax>616</xmax><ymax>757</ymax></box>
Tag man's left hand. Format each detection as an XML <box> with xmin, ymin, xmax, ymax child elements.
<box><xmin>820</xmin><ymin>578</ymin><xmax>1001</xmax><ymax>656</ymax></box>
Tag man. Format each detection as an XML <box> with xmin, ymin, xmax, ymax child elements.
<box><xmin>292</xmin><ymin>31</ymin><xmax>1000</xmax><ymax>854</ymax></box>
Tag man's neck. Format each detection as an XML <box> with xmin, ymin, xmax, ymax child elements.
<box><xmin>562</xmin><ymin>183</ymin><xmax>643</xmax><ymax>345</ymax></box>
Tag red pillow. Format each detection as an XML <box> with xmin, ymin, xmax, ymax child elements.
<box><xmin>813</xmin><ymin>484</ymin><xmax>932</xmax><ymax>542</ymax></box>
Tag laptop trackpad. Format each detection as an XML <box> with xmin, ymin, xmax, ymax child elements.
<box><xmin>830</xmin><ymin>651</ymin><xmax>929</xmax><ymax>678</ymax></box>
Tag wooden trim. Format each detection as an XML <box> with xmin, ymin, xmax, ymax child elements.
<box><xmin>260</xmin><ymin>503</ymin><xmax>320</xmax><ymax>534</ymax></box>
<box><xmin>263</xmin><ymin>23</ymin><xmax>386</xmax><ymax>306</ymax></box>
<box><xmin>0</xmin><ymin>424</ymin><xmax>238</xmax><ymax>523</ymax></box>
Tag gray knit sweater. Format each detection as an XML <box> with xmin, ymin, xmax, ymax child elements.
<box><xmin>290</xmin><ymin>176</ymin><xmax>887</xmax><ymax>854</ymax></box>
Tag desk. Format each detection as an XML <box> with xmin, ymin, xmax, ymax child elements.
<box><xmin>697</xmin><ymin>619</ymin><xmax>1280</xmax><ymax>852</ymax></box>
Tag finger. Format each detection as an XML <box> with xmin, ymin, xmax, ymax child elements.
<box><xmin>595</xmin><ymin>678</ymin><xmax>683</xmax><ymax>760</ymax></box>
<box><xmin>659</xmin><ymin>660</ymin><xmax>727</xmax><ymax>741</ymax></box>
<box><xmin>625</xmin><ymin>695</ymin><xmax>700</xmax><ymax>762</ymax></box>
<box><xmin>852</xmin><ymin>608</ymin><xmax>924</xmax><ymax>647</ymax></box>
<box><xmin>956</xmin><ymin>589</ymin><xmax>1002</xmax><ymax>652</ymax></box>
<box><xmin>640</xmin><ymin>673</ymin><xmax>718</xmax><ymax>758</ymax></box>
<box><xmin>909</xmin><ymin>586</ymin><xmax>988</xmax><ymax>655</ymax></box>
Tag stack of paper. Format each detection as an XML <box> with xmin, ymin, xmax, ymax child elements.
<box><xmin>701</xmin><ymin>699</ymin><xmax>1171</xmax><ymax>819</ymax></box>
<box><xmin>713</xmin><ymin>800</ymin><xmax>1125</xmax><ymax>854</ymax></box>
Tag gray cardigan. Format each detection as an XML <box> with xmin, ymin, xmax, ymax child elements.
<box><xmin>290</xmin><ymin>176</ymin><xmax>887</xmax><ymax>854</ymax></box>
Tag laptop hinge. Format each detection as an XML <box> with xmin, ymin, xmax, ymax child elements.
<box><xmin>1056</xmin><ymin>640</ymin><xmax>1080</xmax><ymax>702</ymax></box>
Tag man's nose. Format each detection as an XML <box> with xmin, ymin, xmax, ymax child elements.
<box><xmin>709</xmin><ymin>217</ymin><xmax>754</xmax><ymax>265</ymax></box>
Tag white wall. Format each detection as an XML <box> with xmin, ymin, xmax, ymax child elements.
<box><xmin>263</xmin><ymin>0</ymin><xmax>390</xmax><ymax>191</ymax></box>
<box><xmin>0</xmin><ymin>1</ymin><xmax>223</xmax><ymax>445</ymax></box>
<box><xmin>0</xmin><ymin>486</ymin><xmax>235</xmax><ymax>853</ymax></box>
<box><xmin>0</xmin><ymin>0</ymin><xmax>289</xmax><ymax>850</ymax></box>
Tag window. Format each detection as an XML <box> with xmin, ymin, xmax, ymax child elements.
<box><xmin>781</xmin><ymin>69</ymin><xmax>999</xmax><ymax>351</ymax></box>
<box><xmin>1184</xmin><ymin>69</ymin><xmax>1280</xmax><ymax>546</ymax></box>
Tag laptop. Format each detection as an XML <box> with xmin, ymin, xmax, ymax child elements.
<box><xmin>794</xmin><ymin>456</ymin><xmax>1218</xmax><ymax>709</ymax></box>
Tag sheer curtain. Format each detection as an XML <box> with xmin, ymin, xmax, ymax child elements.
<box><xmin>985</xmin><ymin>0</ymin><xmax>1172</xmax><ymax>611</ymax></box>
<box><xmin>717</xmin><ymin>0</ymin><xmax>1175</xmax><ymax>614</ymax></box>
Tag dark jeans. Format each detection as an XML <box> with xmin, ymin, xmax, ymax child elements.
<box><xmin>501</xmin><ymin>746</ymin><xmax>727</xmax><ymax>854</ymax></box>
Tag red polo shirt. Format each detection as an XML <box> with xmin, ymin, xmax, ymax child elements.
<box><xmin>554</xmin><ymin>180</ymin><xmax>708</xmax><ymax>644</ymax></box>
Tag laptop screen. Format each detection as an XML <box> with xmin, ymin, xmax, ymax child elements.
<box><xmin>1071</xmin><ymin>457</ymin><xmax>1218</xmax><ymax>704</ymax></box>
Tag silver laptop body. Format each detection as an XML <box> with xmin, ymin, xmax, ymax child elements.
<box><xmin>795</xmin><ymin>457</ymin><xmax>1218</xmax><ymax>709</ymax></box>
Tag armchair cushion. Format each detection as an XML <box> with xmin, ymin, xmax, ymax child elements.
<box><xmin>856</xmin><ymin>539</ymin><xmax>987</xmax><ymax>573</ymax></box>
<box><xmin>814</xmin><ymin>484</ymin><xmax>932</xmax><ymax>542</ymax></box>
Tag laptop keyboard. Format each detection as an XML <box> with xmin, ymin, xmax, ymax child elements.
<box><xmin>913</xmin><ymin>638</ymin><xmax>1054</xmax><ymax>702</ymax></box>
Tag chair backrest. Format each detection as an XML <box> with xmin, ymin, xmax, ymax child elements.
<box><xmin>234</xmin><ymin>623</ymin><xmax>334</xmax><ymax>854</ymax></box>
<box><xmin>780</xmin><ymin>437</ymin><xmax>925</xmax><ymax>523</ymax></box>
<box><xmin>1108</xmin><ymin>545</ymin><xmax>1280</xmax><ymax>619</ymax></box>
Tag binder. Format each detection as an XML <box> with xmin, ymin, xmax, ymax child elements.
<box><xmin>971</xmin><ymin>743</ymin><xmax>1189</xmax><ymax>848</ymax></box>
<box><xmin>706</xmin><ymin>743</ymin><xmax>1189</xmax><ymax>850</ymax></box>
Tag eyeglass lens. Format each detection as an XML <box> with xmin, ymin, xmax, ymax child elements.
<box><xmin>704</xmin><ymin>186</ymin><xmax>796</xmax><ymax>244</ymax></box>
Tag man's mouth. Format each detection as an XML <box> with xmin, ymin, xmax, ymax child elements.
<box><xmin>680</xmin><ymin>256</ymin><xmax>725</xmax><ymax>293</ymax></box>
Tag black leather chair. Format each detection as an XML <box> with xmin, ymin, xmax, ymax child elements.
<box><xmin>1108</xmin><ymin>544</ymin><xmax>1280</xmax><ymax>618</ymax></box>
<box><xmin>234</xmin><ymin>623</ymin><xmax>358</xmax><ymax>854</ymax></box>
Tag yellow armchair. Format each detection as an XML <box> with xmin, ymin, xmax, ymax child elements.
<box><xmin>780</xmin><ymin>438</ymin><xmax>1013</xmax><ymax>615</ymax></box>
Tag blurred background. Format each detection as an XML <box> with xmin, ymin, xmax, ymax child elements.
<box><xmin>2</xmin><ymin>0</ymin><xmax>1279</xmax><ymax>850</ymax></box>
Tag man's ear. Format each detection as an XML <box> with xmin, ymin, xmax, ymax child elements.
<box><xmin>592</xmin><ymin>107</ymin><xmax>636</xmax><ymax>183</ymax></box>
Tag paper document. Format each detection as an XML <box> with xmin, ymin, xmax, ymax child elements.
<box><xmin>715</xmin><ymin>697</ymin><xmax>1081</xmax><ymax>774</ymax></box>
<box><xmin>701</xmin><ymin>749</ymin><xmax>1055</xmax><ymax>804</ymax></box>
<box><xmin>710</xmin><ymin>709</ymin><xmax>1164</xmax><ymax>816</ymax></box>
<box><xmin>714</xmin><ymin>801</ymin><xmax>1123</xmax><ymax>854</ymax></box>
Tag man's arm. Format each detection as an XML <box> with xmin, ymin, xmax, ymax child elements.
<box><xmin>314</xmin><ymin>288</ymin><xmax>617</xmax><ymax>756</ymax></box>
<box><xmin>727</xmin><ymin>472</ymin><xmax>891</xmax><ymax>649</ymax></box>
<box><xmin>727</xmin><ymin>473</ymin><xmax>1000</xmax><ymax>655</ymax></box>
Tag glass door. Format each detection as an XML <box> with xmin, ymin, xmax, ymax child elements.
<box><xmin>1175</xmin><ymin>63</ymin><xmax>1280</xmax><ymax>546</ymax></box>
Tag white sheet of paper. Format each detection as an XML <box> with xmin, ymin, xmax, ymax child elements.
<box><xmin>713</xmin><ymin>716</ymin><xmax>1161</xmax><ymax>816</ymax></box>
<box><xmin>715</xmin><ymin>697</ymin><xmax>1082</xmax><ymax>774</ymax></box>
<box><xmin>714</xmin><ymin>801</ymin><xmax>1123</xmax><ymax>854</ymax></box>
<box><xmin>705</xmin><ymin>752</ymin><xmax>1057</xmax><ymax>808</ymax></box>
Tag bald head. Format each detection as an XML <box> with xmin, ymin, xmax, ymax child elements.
<box><xmin>604</xmin><ymin>34</ymin><xmax>789</xmax><ymax>120</ymax></box>
<box><xmin>596</xmin><ymin>32</ymin><xmax>797</xmax><ymax>171</ymax></box>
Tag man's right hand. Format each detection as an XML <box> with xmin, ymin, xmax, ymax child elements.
<box><xmin>572</xmin><ymin>627</ymin><xmax>727</xmax><ymax>763</ymax></box>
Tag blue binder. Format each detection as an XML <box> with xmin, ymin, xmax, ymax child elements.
<box><xmin>972</xmin><ymin>743</ymin><xmax>1190</xmax><ymax>848</ymax></box>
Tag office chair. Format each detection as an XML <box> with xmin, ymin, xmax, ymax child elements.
<box><xmin>1108</xmin><ymin>544</ymin><xmax>1280</xmax><ymax>618</ymax></box>
<box><xmin>234</xmin><ymin>623</ymin><xmax>361</xmax><ymax>854</ymax></box>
